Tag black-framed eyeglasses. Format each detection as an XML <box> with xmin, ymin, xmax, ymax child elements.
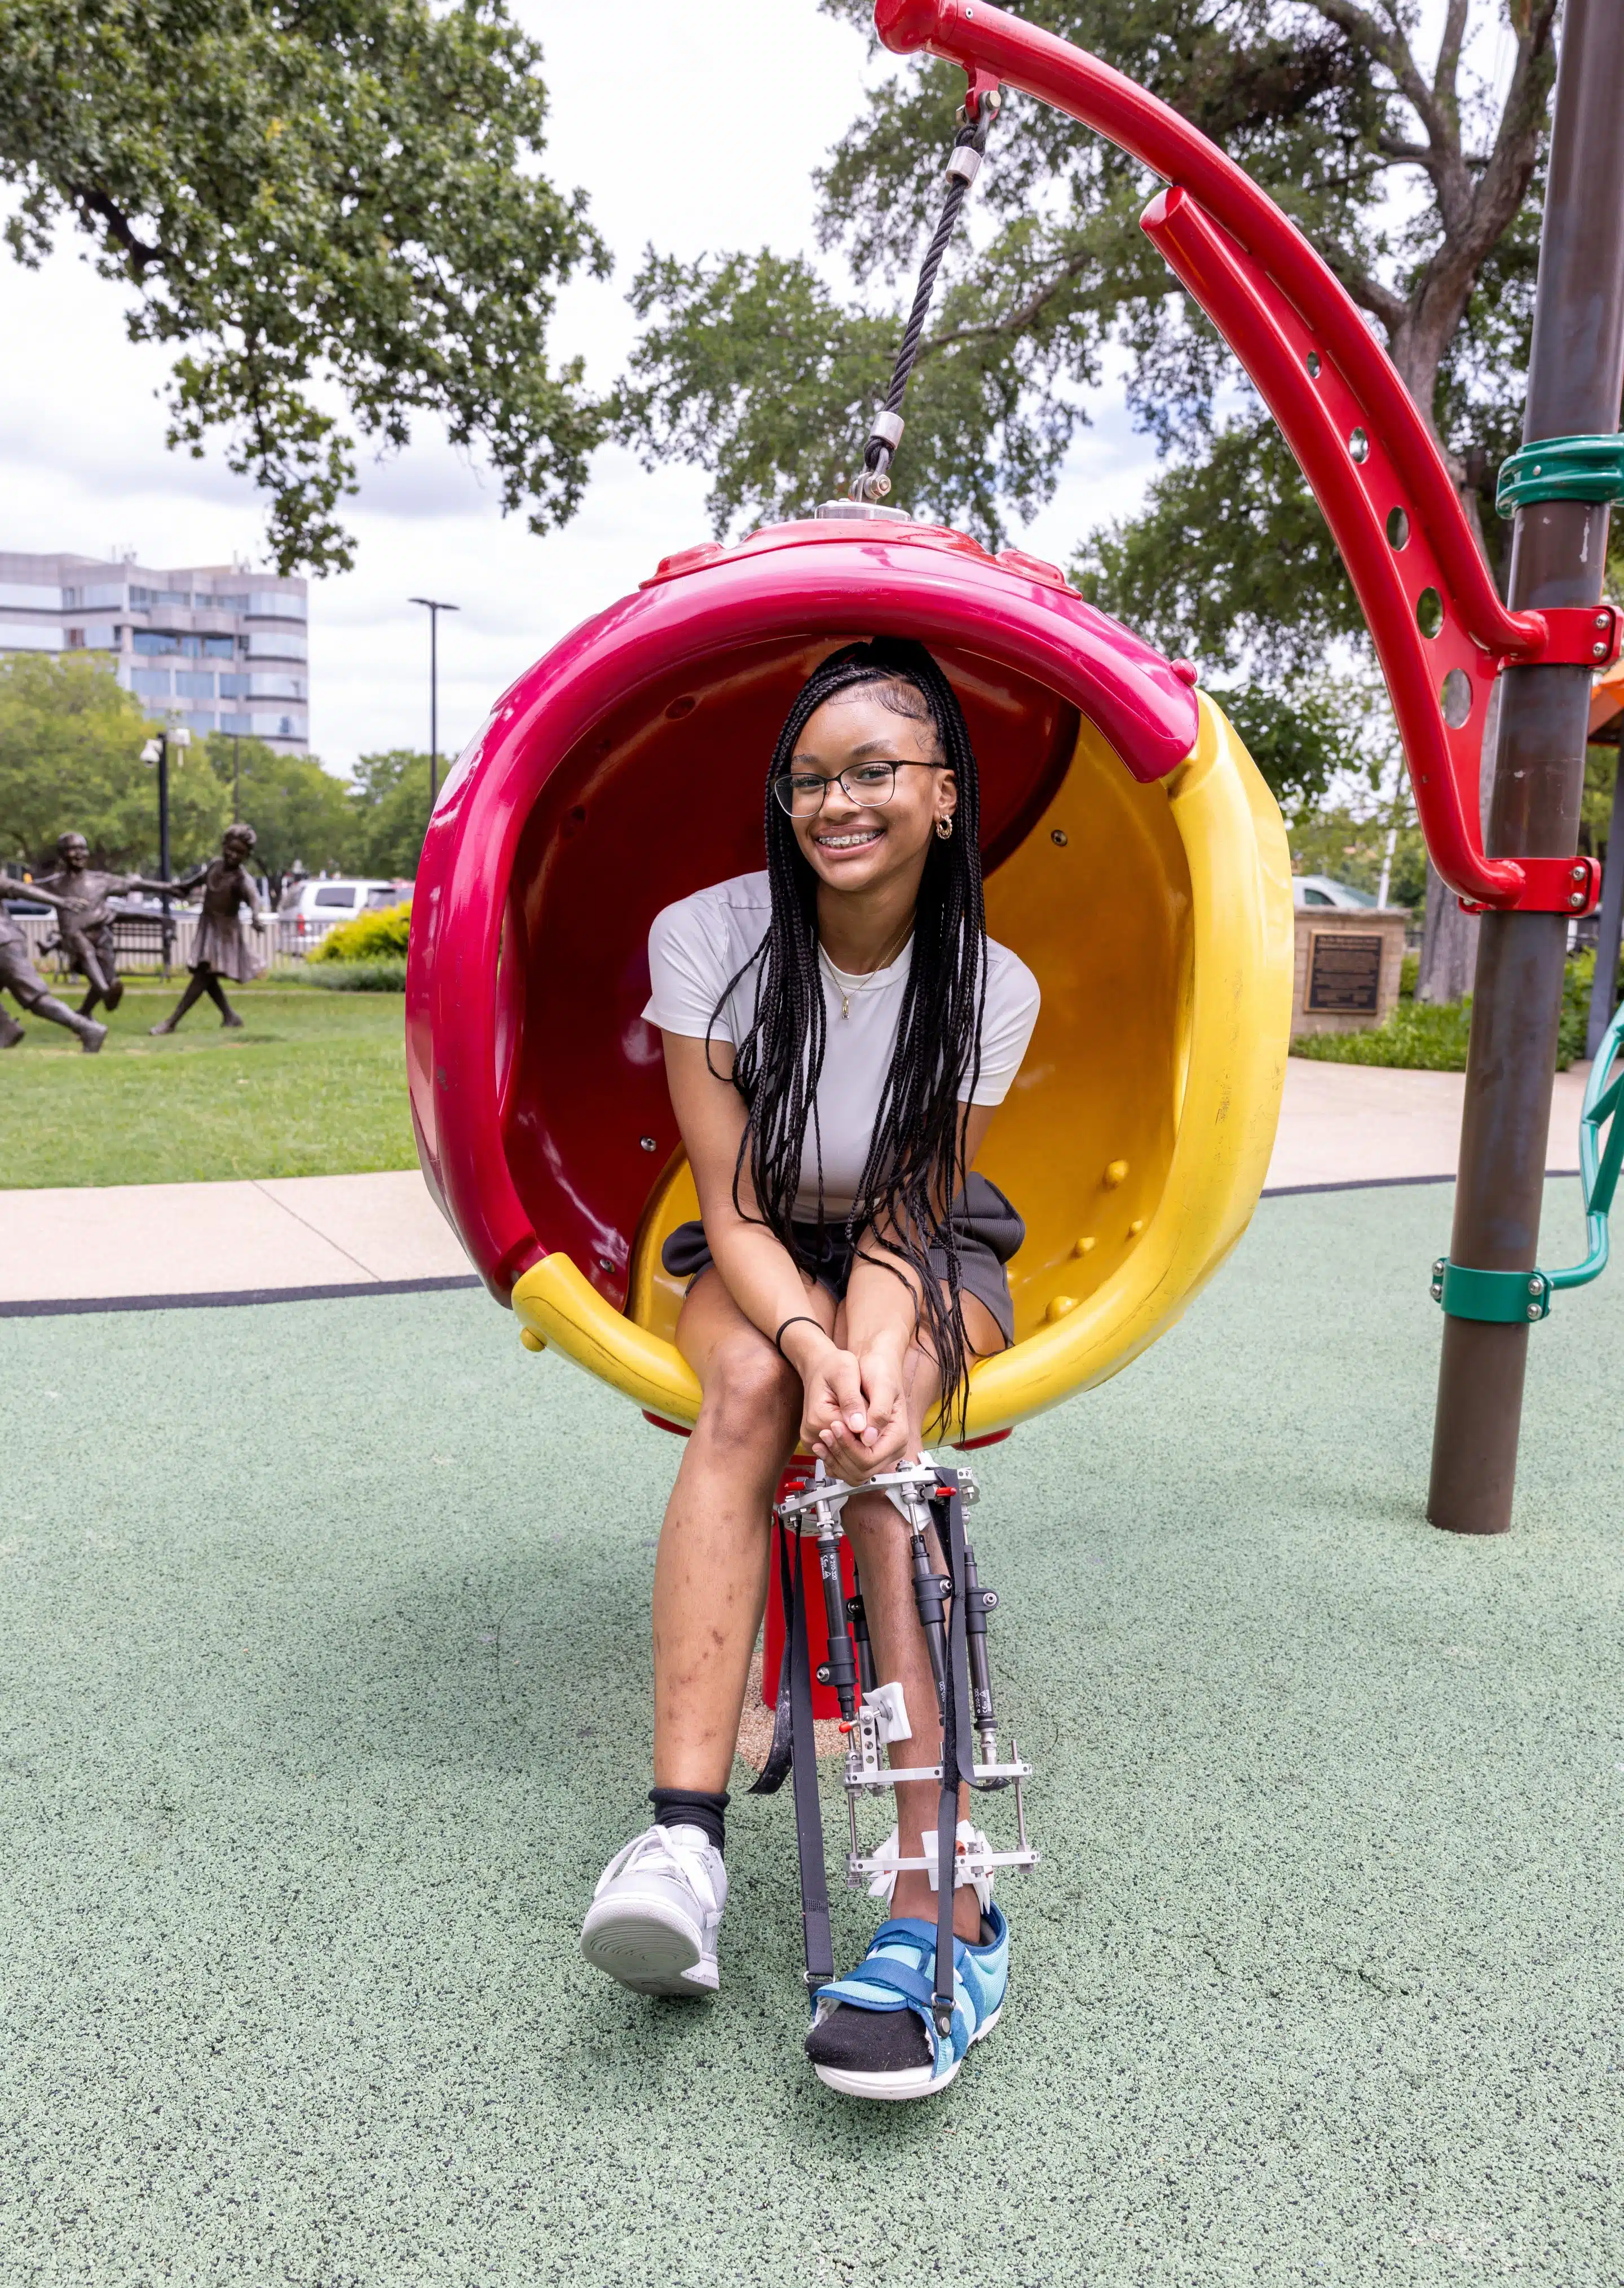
<box><xmin>771</xmin><ymin>759</ymin><xmax>933</xmax><ymax>817</ymax></box>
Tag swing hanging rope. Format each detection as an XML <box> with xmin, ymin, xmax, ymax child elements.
<box><xmin>850</xmin><ymin>84</ymin><xmax>1000</xmax><ymax>505</ymax></box>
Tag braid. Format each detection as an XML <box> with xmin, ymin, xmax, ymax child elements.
<box><xmin>709</xmin><ymin>637</ymin><xmax>989</xmax><ymax>1433</ymax></box>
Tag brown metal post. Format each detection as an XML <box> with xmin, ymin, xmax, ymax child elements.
<box><xmin>1428</xmin><ymin>0</ymin><xmax>1624</xmax><ymax>1534</ymax></box>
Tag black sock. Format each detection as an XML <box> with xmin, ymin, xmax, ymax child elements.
<box><xmin>648</xmin><ymin>1786</ymin><xmax>729</xmax><ymax>1856</ymax></box>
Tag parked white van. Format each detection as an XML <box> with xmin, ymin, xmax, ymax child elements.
<box><xmin>278</xmin><ymin>878</ymin><xmax>401</xmax><ymax>943</ymax></box>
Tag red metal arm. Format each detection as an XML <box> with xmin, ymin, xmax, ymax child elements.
<box><xmin>875</xmin><ymin>0</ymin><xmax>1608</xmax><ymax>915</ymax></box>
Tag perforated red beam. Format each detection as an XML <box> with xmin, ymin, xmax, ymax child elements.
<box><xmin>875</xmin><ymin>0</ymin><xmax>1611</xmax><ymax>915</ymax></box>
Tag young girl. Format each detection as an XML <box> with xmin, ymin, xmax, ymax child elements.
<box><xmin>148</xmin><ymin>825</ymin><xmax>268</xmax><ymax>1034</ymax></box>
<box><xmin>580</xmin><ymin>639</ymin><xmax>1041</xmax><ymax>2100</ymax></box>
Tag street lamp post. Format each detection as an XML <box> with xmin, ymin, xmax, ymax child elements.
<box><xmin>409</xmin><ymin>596</ymin><xmax>460</xmax><ymax>811</ymax></box>
<box><xmin>140</xmin><ymin>723</ymin><xmax>192</xmax><ymax>972</ymax></box>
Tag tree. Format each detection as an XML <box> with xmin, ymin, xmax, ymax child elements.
<box><xmin>200</xmin><ymin>732</ymin><xmax>358</xmax><ymax>880</ymax></box>
<box><xmin>0</xmin><ymin>653</ymin><xmax>228</xmax><ymax>869</ymax></box>
<box><xmin>617</xmin><ymin>1</ymin><xmax>1560</xmax><ymax>987</ymax></box>
<box><xmin>346</xmin><ymin>748</ymin><xmax>433</xmax><ymax>879</ymax></box>
<box><xmin>0</xmin><ymin>0</ymin><xmax>610</xmax><ymax>573</ymax></box>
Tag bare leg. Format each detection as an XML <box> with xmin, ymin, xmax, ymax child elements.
<box><xmin>652</xmin><ymin>1269</ymin><xmax>834</xmax><ymax>1792</ymax></box>
<box><xmin>150</xmin><ymin>970</ymin><xmax>210</xmax><ymax>1034</ymax></box>
<box><xmin>202</xmin><ymin>970</ymin><xmax>242</xmax><ymax>1026</ymax></box>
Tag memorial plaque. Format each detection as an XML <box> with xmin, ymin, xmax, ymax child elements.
<box><xmin>1306</xmin><ymin>931</ymin><xmax>1383</xmax><ymax>1014</ymax></box>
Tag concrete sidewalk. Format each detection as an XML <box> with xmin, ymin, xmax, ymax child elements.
<box><xmin>0</xmin><ymin>1058</ymin><xmax>1592</xmax><ymax>1306</ymax></box>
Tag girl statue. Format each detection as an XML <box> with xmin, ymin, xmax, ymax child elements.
<box><xmin>148</xmin><ymin>825</ymin><xmax>268</xmax><ymax>1034</ymax></box>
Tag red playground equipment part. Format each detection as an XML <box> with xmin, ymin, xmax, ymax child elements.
<box><xmin>876</xmin><ymin>0</ymin><xmax>1609</xmax><ymax>920</ymax></box>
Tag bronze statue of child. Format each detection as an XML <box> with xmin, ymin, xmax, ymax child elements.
<box><xmin>33</xmin><ymin>831</ymin><xmax>181</xmax><ymax>1018</ymax></box>
<box><xmin>0</xmin><ymin>880</ymin><xmax>109</xmax><ymax>1051</ymax></box>
<box><xmin>149</xmin><ymin>825</ymin><xmax>269</xmax><ymax>1035</ymax></box>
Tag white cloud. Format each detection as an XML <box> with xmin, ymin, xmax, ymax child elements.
<box><xmin>0</xmin><ymin>1</ymin><xmax>1160</xmax><ymax>773</ymax></box>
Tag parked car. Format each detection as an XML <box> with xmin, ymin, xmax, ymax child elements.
<box><xmin>1293</xmin><ymin>873</ymin><xmax>1378</xmax><ymax>910</ymax></box>
<box><xmin>278</xmin><ymin>878</ymin><xmax>399</xmax><ymax>940</ymax></box>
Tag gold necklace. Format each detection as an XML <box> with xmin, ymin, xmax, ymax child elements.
<box><xmin>817</xmin><ymin>921</ymin><xmax>914</xmax><ymax>1019</ymax></box>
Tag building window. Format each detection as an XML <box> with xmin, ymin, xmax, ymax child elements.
<box><xmin>279</xmin><ymin>715</ymin><xmax>294</xmax><ymax>736</ymax></box>
<box><xmin>65</xmin><ymin>628</ymin><xmax>85</xmax><ymax>648</ymax></box>
<box><xmin>130</xmin><ymin>668</ymin><xmax>171</xmax><ymax>697</ymax></box>
<box><xmin>219</xmin><ymin>674</ymin><xmax>248</xmax><ymax>699</ymax></box>
<box><xmin>175</xmin><ymin>672</ymin><xmax>215</xmax><ymax>699</ymax></box>
<box><xmin>132</xmin><ymin>631</ymin><xmax>179</xmax><ymax>656</ymax></box>
<box><xmin>202</xmin><ymin>635</ymin><xmax>235</xmax><ymax>659</ymax></box>
<box><xmin>220</xmin><ymin>713</ymin><xmax>254</xmax><ymax>735</ymax></box>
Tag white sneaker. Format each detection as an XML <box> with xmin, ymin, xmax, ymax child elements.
<box><xmin>580</xmin><ymin>1823</ymin><xmax>727</xmax><ymax>1996</ymax></box>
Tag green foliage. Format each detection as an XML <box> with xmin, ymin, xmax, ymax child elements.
<box><xmin>1076</xmin><ymin>418</ymin><xmax>1366</xmax><ymax>679</ymax></box>
<box><xmin>1293</xmin><ymin>999</ymin><xmax>1473</xmax><ymax>1070</ymax></box>
<box><xmin>0</xmin><ymin>0</ymin><xmax>610</xmax><ymax>573</ymax></box>
<box><xmin>346</xmin><ymin>750</ymin><xmax>432</xmax><ymax>880</ymax></box>
<box><xmin>306</xmin><ymin>901</ymin><xmax>411</xmax><ymax>963</ymax></box>
<box><xmin>1295</xmin><ymin>955</ymin><xmax>1603</xmax><ymax>1071</ymax></box>
<box><xmin>304</xmin><ymin>957</ymin><xmax>408</xmax><ymax>991</ymax></box>
<box><xmin>201</xmin><ymin>733</ymin><xmax>356</xmax><ymax>878</ymax></box>
<box><xmin>1288</xmin><ymin>807</ymin><xmax>1427</xmax><ymax>908</ymax></box>
<box><xmin>0</xmin><ymin>653</ymin><xmax>228</xmax><ymax>868</ymax></box>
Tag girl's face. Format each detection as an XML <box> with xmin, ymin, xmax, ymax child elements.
<box><xmin>784</xmin><ymin>688</ymin><xmax>956</xmax><ymax>897</ymax></box>
<box><xmin>223</xmin><ymin>832</ymin><xmax>252</xmax><ymax>868</ymax></box>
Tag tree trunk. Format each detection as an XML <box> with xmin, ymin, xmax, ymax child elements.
<box><xmin>1416</xmin><ymin>860</ymin><xmax>1480</xmax><ymax>1001</ymax></box>
<box><xmin>1415</xmin><ymin>626</ymin><xmax>1504</xmax><ymax>1004</ymax></box>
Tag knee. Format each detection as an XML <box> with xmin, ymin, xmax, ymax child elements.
<box><xmin>700</xmin><ymin>1335</ymin><xmax>800</xmax><ymax>1452</ymax></box>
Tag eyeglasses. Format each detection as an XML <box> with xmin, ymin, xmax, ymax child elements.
<box><xmin>771</xmin><ymin>759</ymin><xmax>932</xmax><ymax>817</ymax></box>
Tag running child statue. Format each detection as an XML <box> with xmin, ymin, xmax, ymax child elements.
<box><xmin>148</xmin><ymin>825</ymin><xmax>268</xmax><ymax>1035</ymax></box>
<box><xmin>0</xmin><ymin>881</ymin><xmax>109</xmax><ymax>1051</ymax></box>
<box><xmin>579</xmin><ymin>638</ymin><xmax>1041</xmax><ymax>2101</ymax></box>
<box><xmin>32</xmin><ymin>832</ymin><xmax>179</xmax><ymax>1019</ymax></box>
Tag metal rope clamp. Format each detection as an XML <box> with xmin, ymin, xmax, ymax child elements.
<box><xmin>775</xmin><ymin>1456</ymin><xmax>1039</xmax><ymax>1898</ymax></box>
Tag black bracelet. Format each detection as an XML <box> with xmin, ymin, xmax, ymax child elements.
<box><xmin>773</xmin><ymin>1314</ymin><xmax>826</xmax><ymax>1360</ymax></box>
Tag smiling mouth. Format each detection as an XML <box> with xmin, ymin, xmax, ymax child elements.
<box><xmin>814</xmin><ymin>827</ymin><xmax>884</xmax><ymax>851</ymax></box>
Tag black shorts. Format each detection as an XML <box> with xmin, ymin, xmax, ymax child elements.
<box><xmin>661</xmin><ymin>1172</ymin><xmax>1025</xmax><ymax>1349</ymax></box>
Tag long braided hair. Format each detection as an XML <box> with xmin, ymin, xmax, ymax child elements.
<box><xmin>710</xmin><ymin>638</ymin><xmax>988</xmax><ymax>1431</ymax></box>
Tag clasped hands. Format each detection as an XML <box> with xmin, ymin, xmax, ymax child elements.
<box><xmin>782</xmin><ymin>1323</ymin><xmax>913</xmax><ymax>1485</ymax></box>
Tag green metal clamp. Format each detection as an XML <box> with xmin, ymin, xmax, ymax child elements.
<box><xmin>1431</xmin><ymin>1000</ymin><xmax>1624</xmax><ymax>1320</ymax></box>
<box><xmin>1431</xmin><ymin>1260</ymin><xmax>1550</xmax><ymax>1322</ymax></box>
<box><xmin>1497</xmin><ymin>434</ymin><xmax>1624</xmax><ymax>516</ymax></box>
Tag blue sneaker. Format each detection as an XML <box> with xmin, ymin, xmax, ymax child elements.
<box><xmin>804</xmin><ymin>1903</ymin><xmax>1009</xmax><ymax>2100</ymax></box>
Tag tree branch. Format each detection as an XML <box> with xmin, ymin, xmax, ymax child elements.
<box><xmin>1305</xmin><ymin>0</ymin><xmax>1450</xmax><ymax>152</ymax></box>
<box><xmin>63</xmin><ymin>183</ymin><xmax>173</xmax><ymax>277</ymax></box>
<box><xmin>914</xmin><ymin>248</ymin><xmax>1092</xmax><ymax>359</ymax></box>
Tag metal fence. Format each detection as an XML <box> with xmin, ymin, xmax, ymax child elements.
<box><xmin>9</xmin><ymin>911</ymin><xmax>356</xmax><ymax>977</ymax></box>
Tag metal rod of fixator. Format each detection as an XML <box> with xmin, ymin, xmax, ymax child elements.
<box><xmin>1428</xmin><ymin>0</ymin><xmax>1624</xmax><ymax>1534</ymax></box>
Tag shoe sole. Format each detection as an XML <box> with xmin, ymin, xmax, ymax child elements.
<box><xmin>580</xmin><ymin>1895</ymin><xmax>717</xmax><ymax>1997</ymax></box>
<box><xmin>810</xmin><ymin>2004</ymin><xmax>1002</xmax><ymax>2103</ymax></box>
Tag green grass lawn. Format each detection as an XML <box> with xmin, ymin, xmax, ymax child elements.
<box><xmin>0</xmin><ymin>981</ymin><xmax>416</xmax><ymax>1187</ymax></box>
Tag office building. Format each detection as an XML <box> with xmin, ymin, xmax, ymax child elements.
<box><xmin>0</xmin><ymin>551</ymin><xmax>309</xmax><ymax>752</ymax></box>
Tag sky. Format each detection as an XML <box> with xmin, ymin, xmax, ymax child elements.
<box><xmin>0</xmin><ymin>1</ymin><xmax>1162</xmax><ymax>777</ymax></box>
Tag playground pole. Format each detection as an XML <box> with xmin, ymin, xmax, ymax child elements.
<box><xmin>1428</xmin><ymin>0</ymin><xmax>1624</xmax><ymax>1536</ymax></box>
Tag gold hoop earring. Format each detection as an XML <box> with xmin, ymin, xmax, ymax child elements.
<box><xmin>935</xmin><ymin>816</ymin><xmax>954</xmax><ymax>840</ymax></box>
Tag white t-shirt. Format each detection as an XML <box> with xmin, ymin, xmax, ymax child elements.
<box><xmin>643</xmin><ymin>871</ymin><xmax>1040</xmax><ymax>1218</ymax></box>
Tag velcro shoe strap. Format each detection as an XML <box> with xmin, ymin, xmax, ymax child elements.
<box><xmin>840</xmin><ymin>1958</ymin><xmax>938</xmax><ymax>2012</ymax></box>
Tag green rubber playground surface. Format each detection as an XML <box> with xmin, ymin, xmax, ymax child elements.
<box><xmin>3</xmin><ymin>1176</ymin><xmax>1623</xmax><ymax>2285</ymax></box>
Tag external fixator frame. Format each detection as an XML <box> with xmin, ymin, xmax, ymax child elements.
<box><xmin>755</xmin><ymin>1455</ymin><xmax>1038</xmax><ymax>2030</ymax></box>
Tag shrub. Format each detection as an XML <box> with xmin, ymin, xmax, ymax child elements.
<box><xmin>307</xmin><ymin>899</ymin><xmax>411</xmax><ymax>963</ymax></box>
<box><xmin>304</xmin><ymin>957</ymin><xmax>408</xmax><ymax>992</ymax></box>
<box><xmin>1296</xmin><ymin>950</ymin><xmax>1613</xmax><ymax>1071</ymax></box>
<box><xmin>1293</xmin><ymin>999</ymin><xmax>1473</xmax><ymax>1070</ymax></box>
